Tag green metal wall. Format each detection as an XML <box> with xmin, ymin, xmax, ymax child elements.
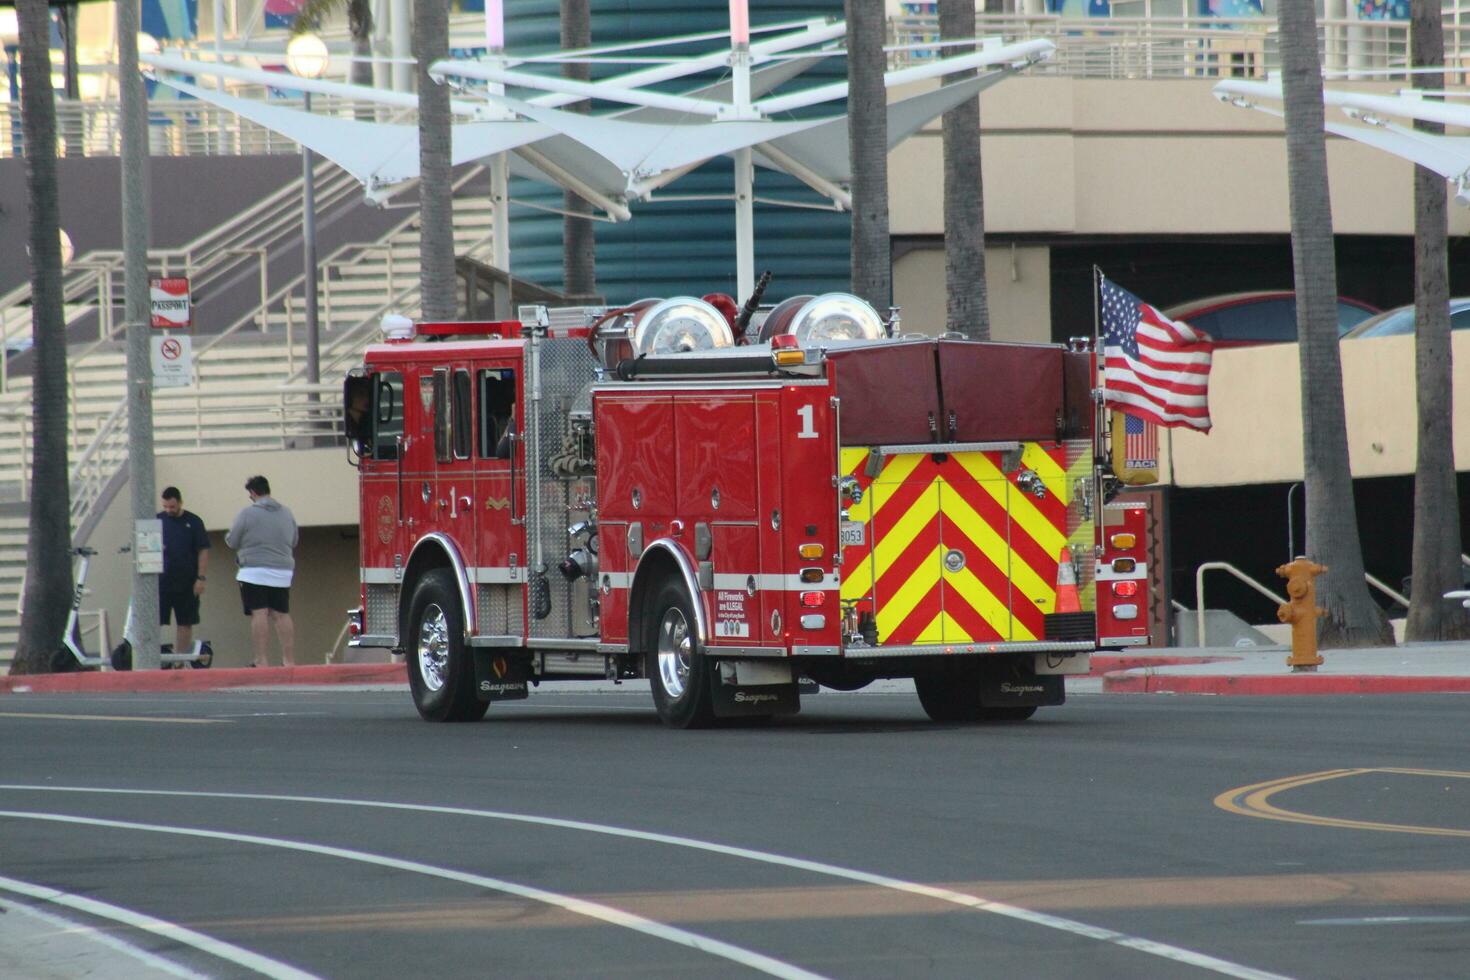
<box><xmin>504</xmin><ymin>0</ymin><xmax>850</xmax><ymax>304</ymax></box>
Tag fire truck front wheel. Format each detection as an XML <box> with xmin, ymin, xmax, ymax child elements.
<box><xmin>406</xmin><ymin>569</ymin><xmax>489</xmax><ymax>723</ymax></box>
<box><xmin>646</xmin><ymin>579</ymin><xmax>716</xmax><ymax>729</ymax></box>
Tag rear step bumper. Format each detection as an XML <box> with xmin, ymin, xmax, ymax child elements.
<box><xmin>837</xmin><ymin>639</ymin><xmax>1094</xmax><ymax>660</ymax></box>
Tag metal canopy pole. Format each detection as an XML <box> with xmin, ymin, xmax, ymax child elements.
<box><xmin>729</xmin><ymin>0</ymin><xmax>755</xmax><ymax>305</ymax></box>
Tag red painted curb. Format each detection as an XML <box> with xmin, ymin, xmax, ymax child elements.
<box><xmin>0</xmin><ymin>663</ymin><xmax>407</xmax><ymax>694</ymax></box>
<box><xmin>1102</xmin><ymin>671</ymin><xmax>1470</xmax><ymax>695</ymax></box>
<box><xmin>1088</xmin><ymin>654</ymin><xmax>1239</xmax><ymax>677</ymax></box>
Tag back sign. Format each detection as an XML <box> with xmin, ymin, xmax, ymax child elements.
<box><xmin>150</xmin><ymin>277</ymin><xmax>191</xmax><ymax>329</ymax></box>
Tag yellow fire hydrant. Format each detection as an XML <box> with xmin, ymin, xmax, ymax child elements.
<box><xmin>1277</xmin><ymin>557</ymin><xmax>1327</xmax><ymax>672</ymax></box>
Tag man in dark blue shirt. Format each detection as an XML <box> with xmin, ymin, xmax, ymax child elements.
<box><xmin>158</xmin><ymin>486</ymin><xmax>210</xmax><ymax>655</ymax></box>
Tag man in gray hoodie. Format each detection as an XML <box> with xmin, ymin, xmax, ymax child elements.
<box><xmin>226</xmin><ymin>475</ymin><xmax>300</xmax><ymax>667</ymax></box>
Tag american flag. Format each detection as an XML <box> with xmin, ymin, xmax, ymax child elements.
<box><xmin>1123</xmin><ymin>412</ymin><xmax>1158</xmax><ymax>469</ymax></box>
<box><xmin>1099</xmin><ymin>276</ymin><xmax>1213</xmax><ymax>432</ymax></box>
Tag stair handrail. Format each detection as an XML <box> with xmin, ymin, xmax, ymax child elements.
<box><xmin>287</xmin><ymin>225</ymin><xmax>500</xmax><ymax>386</ymax></box>
<box><xmin>2</xmin><ymin>164</ymin><xmax>361</xmax><ymax>388</ymax></box>
<box><xmin>1194</xmin><ymin>561</ymin><xmax>1286</xmax><ymax>649</ymax></box>
<box><xmin>200</xmin><ymin>163</ymin><xmax>492</xmax><ymax>380</ymax></box>
<box><xmin>1363</xmin><ymin>572</ymin><xmax>1410</xmax><ymax>610</ymax></box>
<box><xmin>69</xmin><ymin>399</ymin><xmax>129</xmax><ymax>525</ymax></box>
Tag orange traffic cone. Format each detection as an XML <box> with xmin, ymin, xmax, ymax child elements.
<box><xmin>1055</xmin><ymin>547</ymin><xmax>1081</xmax><ymax>613</ymax></box>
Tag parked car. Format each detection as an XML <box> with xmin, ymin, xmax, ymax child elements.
<box><xmin>1164</xmin><ymin>291</ymin><xmax>1378</xmax><ymax>346</ymax></box>
<box><xmin>1340</xmin><ymin>297</ymin><xmax>1470</xmax><ymax>339</ymax></box>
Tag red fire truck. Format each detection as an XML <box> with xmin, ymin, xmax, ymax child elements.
<box><xmin>344</xmin><ymin>293</ymin><xmax>1147</xmax><ymax>727</ymax></box>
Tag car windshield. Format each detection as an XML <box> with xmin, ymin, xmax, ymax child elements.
<box><xmin>1344</xmin><ymin>301</ymin><xmax>1470</xmax><ymax>338</ymax></box>
<box><xmin>1178</xmin><ymin>297</ymin><xmax>1374</xmax><ymax>343</ymax></box>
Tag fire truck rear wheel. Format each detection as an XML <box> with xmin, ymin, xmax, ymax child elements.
<box><xmin>407</xmin><ymin>569</ymin><xmax>489</xmax><ymax>723</ymax></box>
<box><xmin>915</xmin><ymin>674</ymin><xmax>1039</xmax><ymax>723</ymax></box>
<box><xmin>646</xmin><ymin>579</ymin><xmax>716</xmax><ymax>729</ymax></box>
<box><xmin>914</xmin><ymin>673</ymin><xmax>986</xmax><ymax>723</ymax></box>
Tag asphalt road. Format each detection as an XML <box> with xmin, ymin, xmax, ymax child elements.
<box><xmin>1</xmin><ymin>687</ymin><xmax>1468</xmax><ymax>979</ymax></box>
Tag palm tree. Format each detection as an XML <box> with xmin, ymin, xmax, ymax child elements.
<box><xmin>1406</xmin><ymin>0</ymin><xmax>1469</xmax><ymax>640</ymax></box>
<box><xmin>561</xmin><ymin>0</ymin><xmax>595</xmax><ymax>297</ymax></box>
<box><xmin>939</xmin><ymin>0</ymin><xmax>987</xmax><ymax>339</ymax></box>
<box><xmin>846</xmin><ymin>0</ymin><xmax>890</xmax><ymax>311</ymax></box>
<box><xmin>293</xmin><ymin>0</ymin><xmax>375</xmax><ymax>88</ymax></box>
<box><xmin>10</xmin><ymin>0</ymin><xmax>74</xmax><ymax>673</ymax></box>
<box><xmin>415</xmin><ymin>0</ymin><xmax>455</xmax><ymax>321</ymax></box>
<box><xmin>1277</xmin><ymin>0</ymin><xmax>1392</xmax><ymax>646</ymax></box>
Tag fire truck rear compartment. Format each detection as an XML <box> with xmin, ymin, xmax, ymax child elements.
<box><xmin>829</xmin><ymin>341</ymin><xmax>1097</xmax><ymax>661</ymax></box>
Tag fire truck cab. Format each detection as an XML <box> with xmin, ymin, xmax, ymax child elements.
<box><xmin>346</xmin><ymin>295</ymin><xmax>1112</xmax><ymax>728</ymax></box>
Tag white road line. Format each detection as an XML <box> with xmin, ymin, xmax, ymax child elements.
<box><xmin>0</xmin><ymin>809</ymin><xmax>826</xmax><ymax>980</ymax></box>
<box><xmin>0</xmin><ymin>875</ymin><xmax>315</xmax><ymax>979</ymax></box>
<box><xmin>0</xmin><ymin>785</ymin><xmax>1290</xmax><ymax>980</ymax></box>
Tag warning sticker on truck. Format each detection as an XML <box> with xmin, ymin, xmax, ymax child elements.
<box><xmin>714</xmin><ymin>591</ymin><xmax>751</xmax><ymax>639</ymax></box>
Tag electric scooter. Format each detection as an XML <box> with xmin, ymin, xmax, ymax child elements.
<box><xmin>52</xmin><ymin>545</ymin><xmax>213</xmax><ymax>671</ymax></box>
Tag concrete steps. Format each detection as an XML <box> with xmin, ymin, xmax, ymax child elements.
<box><xmin>0</xmin><ymin>186</ymin><xmax>500</xmax><ymax>669</ymax></box>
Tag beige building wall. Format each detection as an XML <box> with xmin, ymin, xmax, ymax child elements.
<box><xmin>888</xmin><ymin>76</ymin><xmax>1470</xmax><ymax>239</ymax></box>
<box><xmin>1163</xmin><ymin>332</ymin><xmax>1470</xmax><ymax>486</ymax></box>
<box><xmin>894</xmin><ymin>244</ymin><xmax>1052</xmax><ymax>342</ymax></box>
<box><xmin>83</xmin><ymin>447</ymin><xmax>382</xmax><ymax>669</ymax></box>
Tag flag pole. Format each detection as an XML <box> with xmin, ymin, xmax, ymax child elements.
<box><xmin>1093</xmin><ymin>265</ymin><xmax>1106</xmax><ymax>473</ymax></box>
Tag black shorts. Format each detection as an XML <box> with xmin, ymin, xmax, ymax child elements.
<box><xmin>240</xmin><ymin>582</ymin><xmax>291</xmax><ymax>615</ymax></box>
<box><xmin>159</xmin><ymin>586</ymin><xmax>200</xmax><ymax>627</ymax></box>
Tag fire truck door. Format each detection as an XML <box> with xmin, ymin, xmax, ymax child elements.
<box><xmin>432</xmin><ymin>368</ymin><xmax>477</xmax><ymax>570</ymax></box>
<box><xmin>474</xmin><ymin>365</ymin><xmax>524</xmax><ymax>636</ymax></box>
<box><xmin>360</xmin><ymin>370</ymin><xmax>406</xmax><ymax>604</ymax></box>
<box><xmin>404</xmin><ymin>371</ymin><xmax>441</xmax><ymax>544</ymax></box>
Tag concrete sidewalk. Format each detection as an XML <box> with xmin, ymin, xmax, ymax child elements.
<box><xmin>1094</xmin><ymin>642</ymin><xmax>1470</xmax><ymax>695</ymax></box>
<box><xmin>3</xmin><ymin>643</ymin><xmax>1470</xmax><ymax>697</ymax></box>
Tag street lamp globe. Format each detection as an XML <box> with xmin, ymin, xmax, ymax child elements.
<box><xmin>286</xmin><ymin>33</ymin><xmax>329</xmax><ymax>80</ymax></box>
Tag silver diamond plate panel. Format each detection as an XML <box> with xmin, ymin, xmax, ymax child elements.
<box><xmin>525</xmin><ymin>337</ymin><xmax>599</xmax><ymax>638</ymax></box>
<box><xmin>365</xmin><ymin>584</ymin><xmax>398</xmax><ymax>637</ymax></box>
<box><xmin>476</xmin><ymin>584</ymin><xmax>523</xmax><ymax>636</ymax></box>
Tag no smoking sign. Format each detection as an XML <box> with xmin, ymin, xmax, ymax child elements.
<box><xmin>150</xmin><ymin>334</ymin><xmax>194</xmax><ymax>388</ymax></box>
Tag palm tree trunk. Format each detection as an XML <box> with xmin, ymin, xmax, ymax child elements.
<box><xmin>1406</xmin><ymin>0</ymin><xmax>1469</xmax><ymax>640</ymax></box>
<box><xmin>11</xmin><ymin>0</ymin><xmax>74</xmax><ymax>673</ymax></box>
<box><xmin>348</xmin><ymin>0</ymin><xmax>374</xmax><ymax>87</ymax></box>
<box><xmin>415</xmin><ymin>0</ymin><xmax>456</xmax><ymax>321</ymax></box>
<box><xmin>1277</xmin><ymin>0</ymin><xmax>1392</xmax><ymax>646</ymax></box>
<box><xmin>846</xmin><ymin>0</ymin><xmax>891</xmax><ymax>311</ymax></box>
<box><xmin>939</xmin><ymin>0</ymin><xmax>988</xmax><ymax>339</ymax></box>
<box><xmin>561</xmin><ymin>0</ymin><xmax>596</xmax><ymax>297</ymax></box>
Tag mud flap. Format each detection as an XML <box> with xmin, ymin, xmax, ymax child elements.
<box><xmin>978</xmin><ymin>666</ymin><xmax>1064</xmax><ymax>708</ymax></box>
<box><xmin>472</xmin><ymin>651</ymin><xmax>531</xmax><ymax>702</ymax></box>
<box><xmin>710</xmin><ymin>659</ymin><xmax>801</xmax><ymax>718</ymax></box>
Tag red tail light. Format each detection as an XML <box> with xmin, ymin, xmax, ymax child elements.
<box><xmin>799</xmin><ymin>591</ymin><xmax>826</xmax><ymax>608</ymax></box>
<box><xmin>1111</xmin><ymin>581</ymin><xmax>1139</xmax><ymax>598</ymax></box>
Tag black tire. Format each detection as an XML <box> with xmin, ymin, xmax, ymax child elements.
<box><xmin>406</xmin><ymin>569</ymin><xmax>488</xmax><ymax>722</ymax></box>
<box><xmin>50</xmin><ymin>647</ymin><xmax>88</xmax><ymax>673</ymax></box>
<box><xmin>914</xmin><ymin>672</ymin><xmax>984</xmax><ymax>723</ymax></box>
<box><xmin>645</xmin><ymin>578</ymin><xmax>715</xmax><ymax>729</ymax></box>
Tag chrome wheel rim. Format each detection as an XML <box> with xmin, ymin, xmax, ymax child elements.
<box><xmin>417</xmin><ymin>603</ymin><xmax>449</xmax><ymax>693</ymax></box>
<box><xmin>656</xmin><ymin>607</ymin><xmax>692</xmax><ymax>700</ymax></box>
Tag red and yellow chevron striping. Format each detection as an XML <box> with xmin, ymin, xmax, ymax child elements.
<box><xmin>839</xmin><ymin>445</ymin><xmax>1078</xmax><ymax>645</ymax></box>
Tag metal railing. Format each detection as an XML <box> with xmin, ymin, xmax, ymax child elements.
<box><xmin>1191</xmin><ymin>559</ymin><xmax>1445</xmax><ymax>647</ymax></box>
<box><xmin>890</xmin><ymin>13</ymin><xmax>1470</xmax><ymax>81</ymax></box>
<box><xmin>0</xmin><ymin>159</ymin><xmax>362</xmax><ymax>393</ymax></box>
<box><xmin>1</xmin><ymin>94</ymin><xmax>412</xmax><ymax>161</ymax></box>
<box><xmin>1193</xmin><ymin>561</ymin><xmax>1286</xmax><ymax>649</ymax></box>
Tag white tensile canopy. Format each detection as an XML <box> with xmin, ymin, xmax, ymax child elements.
<box><xmin>142</xmin><ymin>19</ymin><xmax>1054</xmax><ymax>303</ymax></box>
<box><xmin>1215</xmin><ymin>77</ymin><xmax>1470</xmax><ymax>203</ymax></box>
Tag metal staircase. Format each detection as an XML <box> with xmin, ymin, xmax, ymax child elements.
<box><xmin>0</xmin><ymin>166</ymin><xmax>499</xmax><ymax>667</ymax></box>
